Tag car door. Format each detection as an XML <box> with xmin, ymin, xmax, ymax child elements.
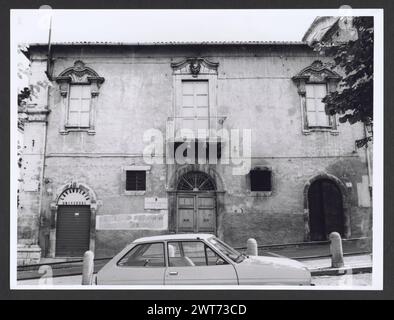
<box><xmin>98</xmin><ymin>242</ymin><xmax>166</xmax><ymax>285</ymax></box>
<box><xmin>165</xmin><ymin>240</ymin><xmax>238</xmax><ymax>285</ymax></box>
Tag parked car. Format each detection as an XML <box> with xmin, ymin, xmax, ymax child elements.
<box><xmin>96</xmin><ymin>233</ymin><xmax>312</xmax><ymax>285</ymax></box>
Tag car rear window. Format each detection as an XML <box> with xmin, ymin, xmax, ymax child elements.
<box><xmin>117</xmin><ymin>242</ymin><xmax>165</xmax><ymax>267</ymax></box>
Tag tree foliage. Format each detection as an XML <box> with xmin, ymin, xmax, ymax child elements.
<box><xmin>17</xmin><ymin>43</ymin><xmax>51</xmax><ymax>105</ymax></box>
<box><xmin>314</xmin><ymin>17</ymin><xmax>373</xmax><ymax>147</ymax></box>
<box><xmin>18</xmin><ymin>87</ymin><xmax>31</xmax><ymax>106</ymax></box>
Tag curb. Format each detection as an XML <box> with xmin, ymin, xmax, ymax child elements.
<box><xmin>310</xmin><ymin>265</ymin><xmax>372</xmax><ymax>276</ymax></box>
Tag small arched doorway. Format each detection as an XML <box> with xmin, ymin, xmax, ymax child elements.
<box><xmin>49</xmin><ymin>182</ymin><xmax>98</xmax><ymax>258</ymax></box>
<box><xmin>176</xmin><ymin>171</ymin><xmax>217</xmax><ymax>233</ymax></box>
<box><xmin>308</xmin><ymin>179</ymin><xmax>345</xmax><ymax>241</ymax></box>
<box><xmin>55</xmin><ymin>188</ymin><xmax>92</xmax><ymax>256</ymax></box>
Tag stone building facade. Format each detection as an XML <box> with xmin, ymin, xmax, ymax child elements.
<box><xmin>17</xmin><ymin>41</ymin><xmax>372</xmax><ymax>264</ymax></box>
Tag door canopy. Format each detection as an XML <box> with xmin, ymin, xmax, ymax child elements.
<box><xmin>177</xmin><ymin>171</ymin><xmax>216</xmax><ymax>191</ymax></box>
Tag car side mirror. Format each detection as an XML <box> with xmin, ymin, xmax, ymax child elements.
<box><xmin>216</xmin><ymin>258</ymin><xmax>225</xmax><ymax>265</ymax></box>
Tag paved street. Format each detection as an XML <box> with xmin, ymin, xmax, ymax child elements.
<box><xmin>302</xmin><ymin>254</ymin><xmax>372</xmax><ymax>270</ymax></box>
<box><xmin>17</xmin><ymin>272</ymin><xmax>372</xmax><ymax>286</ymax></box>
<box><xmin>312</xmin><ymin>273</ymin><xmax>372</xmax><ymax>286</ymax></box>
<box><xmin>18</xmin><ymin>275</ymin><xmax>83</xmax><ymax>286</ymax></box>
<box><xmin>17</xmin><ymin>251</ymin><xmax>373</xmax><ymax>287</ymax></box>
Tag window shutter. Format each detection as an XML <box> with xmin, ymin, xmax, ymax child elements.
<box><xmin>181</xmin><ymin>81</ymin><xmax>209</xmax><ymax>133</ymax></box>
<box><xmin>305</xmin><ymin>84</ymin><xmax>329</xmax><ymax>128</ymax></box>
<box><xmin>68</xmin><ymin>85</ymin><xmax>91</xmax><ymax>127</ymax></box>
<box><xmin>80</xmin><ymin>85</ymin><xmax>91</xmax><ymax>127</ymax></box>
<box><xmin>126</xmin><ymin>171</ymin><xmax>146</xmax><ymax>191</ymax></box>
<box><xmin>250</xmin><ymin>170</ymin><xmax>272</xmax><ymax>192</ymax></box>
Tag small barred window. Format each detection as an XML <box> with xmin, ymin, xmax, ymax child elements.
<box><xmin>250</xmin><ymin>169</ymin><xmax>272</xmax><ymax>192</ymax></box>
<box><xmin>126</xmin><ymin>171</ymin><xmax>146</xmax><ymax>191</ymax></box>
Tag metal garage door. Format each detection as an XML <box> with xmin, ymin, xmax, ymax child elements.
<box><xmin>56</xmin><ymin>205</ymin><xmax>91</xmax><ymax>257</ymax></box>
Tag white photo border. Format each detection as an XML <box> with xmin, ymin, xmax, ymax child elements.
<box><xmin>10</xmin><ymin>8</ymin><xmax>384</xmax><ymax>291</ymax></box>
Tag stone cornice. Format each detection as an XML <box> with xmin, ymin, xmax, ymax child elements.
<box><xmin>171</xmin><ymin>57</ymin><xmax>219</xmax><ymax>76</ymax></box>
<box><xmin>25</xmin><ymin>107</ymin><xmax>50</xmax><ymax>122</ymax></box>
<box><xmin>55</xmin><ymin>60</ymin><xmax>105</xmax><ymax>85</ymax></box>
<box><xmin>292</xmin><ymin>60</ymin><xmax>341</xmax><ymax>83</ymax></box>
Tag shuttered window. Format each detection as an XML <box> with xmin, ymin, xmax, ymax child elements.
<box><xmin>305</xmin><ymin>84</ymin><xmax>331</xmax><ymax>128</ymax></box>
<box><xmin>250</xmin><ymin>169</ymin><xmax>272</xmax><ymax>192</ymax></box>
<box><xmin>181</xmin><ymin>80</ymin><xmax>209</xmax><ymax>133</ymax></box>
<box><xmin>67</xmin><ymin>85</ymin><xmax>91</xmax><ymax>127</ymax></box>
<box><xmin>126</xmin><ymin>171</ymin><xmax>146</xmax><ymax>191</ymax></box>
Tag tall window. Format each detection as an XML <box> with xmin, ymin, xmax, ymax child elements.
<box><xmin>56</xmin><ymin>60</ymin><xmax>104</xmax><ymax>135</ymax></box>
<box><xmin>292</xmin><ymin>60</ymin><xmax>340</xmax><ymax>134</ymax></box>
<box><xmin>170</xmin><ymin>57</ymin><xmax>219</xmax><ymax>141</ymax></box>
<box><xmin>181</xmin><ymin>80</ymin><xmax>209</xmax><ymax>133</ymax></box>
<box><xmin>305</xmin><ymin>84</ymin><xmax>330</xmax><ymax>128</ymax></box>
<box><xmin>67</xmin><ymin>85</ymin><xmax>91</xmax><ymax>127</ymax></box>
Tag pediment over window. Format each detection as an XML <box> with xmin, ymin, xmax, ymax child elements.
<box><xmin>292</xmin><ymin>60</ymin><xmax>341</xmax><ymax>83</ymax></box>
<box><xmin>56</xmin><ymin>60</ymin><xmax>105</xmax><ymax>85</ymax></box>
<box><xmin>171</xmin><ymin>57</ymin><xmax>219</xmax><ymax>76</ymax></box>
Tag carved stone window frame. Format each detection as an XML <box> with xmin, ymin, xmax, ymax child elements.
<box><xmin>55</xmin><ymin>60</ymin><xmax>104</xmax><ymax>135</ymax></box>
<box><xmin>170</xmin><ymin>57</ymin><xmax>219</xmax><ymax>141</ymax></box>
<box><xmin>292</xmin><ymin>60</ymin><xmax>341</xmax><ymax>135</ymax></box>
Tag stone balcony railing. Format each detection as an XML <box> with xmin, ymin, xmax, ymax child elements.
<box><xmin>166</xmin><ymin>116</ymin><xmax>227</xmax><ymax>142</ymax></box>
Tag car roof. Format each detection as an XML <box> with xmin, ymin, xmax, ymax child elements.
<box><xmin>133</xmin><ymin>233</ymin><xmax>215</xmax><ymax>243</ymax></box>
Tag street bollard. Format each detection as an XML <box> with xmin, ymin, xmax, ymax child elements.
<box><xmin>246</xmin><ymin>238</ymin><xmax>258</xmax><ymax>256</ymax></box>
<box><xmin>82</xmin><ymin>250</ymin><xmax>94</xmax><ymax>285</ymax></box>
<box><xmin>329</xmin><ymin>232</ymin><xmax>344</xmax><ymax>268</ymax></box>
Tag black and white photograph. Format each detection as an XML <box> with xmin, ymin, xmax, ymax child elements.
<box><xmin>10</xmin><ymin>7</ymin><xmax>383</xmax><ymax>291</ymax></box>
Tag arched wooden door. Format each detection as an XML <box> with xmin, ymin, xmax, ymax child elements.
<box><xmin>176</xmin><ymin>171</ymin><xmax>216</xmax><ymax>233</ymax></box>
<box><xmin>308</xmin><ymin>179</ymin><xmax>345</xmax><ymax>241</ymax></box>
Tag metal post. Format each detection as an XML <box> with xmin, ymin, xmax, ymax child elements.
<box><xmin>82</xmin><ymin>250</ymin><xmax>94</xmax><ymax>285</ymax></box>
<box><xmin>329</xmin><ymin>232</ymin><xmax>344</xmax><ymax>268</ymax></box>
<box><xmin>246</xmin><ymin>238</ymin><xmax>258</xmax><ymax>256</ymax></box>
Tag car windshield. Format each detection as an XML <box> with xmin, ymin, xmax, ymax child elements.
<box><xmin>208</xmin><ymin>237</ymin><xmax>246</xmax><ymax>263</ymax></box>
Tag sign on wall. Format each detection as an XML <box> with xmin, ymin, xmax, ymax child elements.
<box><xmin>144</xmin><ymin>197</ymin><xmax>168</xmax><ymax>210</ymax></box>
<box><xmin>96</xmin><ymin>211</ymin><xmax>168</xmax><ymax>230</ymax></box>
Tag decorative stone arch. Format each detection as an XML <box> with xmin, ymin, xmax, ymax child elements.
<box><xmin>56</xmin><ymin>60</ymin><xmax>104</xmax><ymax>87</ymax></box>
<box><xmin>167</xmin><ymin>164</ymin><xmax>226</xmax><ymax>192</ymax></box>
<box><xmin>49</xmin><ymin>181</ymin><xmax>99</xmax><ymax>258</ymax></box>
<box><xmin>170</xmin><ymin>57</ymin><xmax>219</xmax><ymax>77</ymax></box>
<box><xmin>167</xmin><ymin>164</ymin><xmax>226</xmax><ymax>238</ymax></box>
<box><xmin>303</xmin><ymin>172</ymin><xmax>351</xmax><ymax>241</ymax></box>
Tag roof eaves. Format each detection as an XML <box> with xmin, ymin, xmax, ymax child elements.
<box><xmin>27</xmin><ymin>40</ymin><xmax>307</xmax><ymax>47</ymax></box>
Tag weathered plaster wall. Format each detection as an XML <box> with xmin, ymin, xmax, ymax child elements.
<box><xmin>218</xmin><ymin>156</ymin><xmax>370</xmax><ymax>246</ymax></box>
<box><xmin>25</xmin><ymin>44</ymin><xmax>372</xmax><ymax>258</ymax></box>
<box><xmin>17</xmin><ymin>58</ymin><xmax>52</xmax><ymax>264</ymax></box>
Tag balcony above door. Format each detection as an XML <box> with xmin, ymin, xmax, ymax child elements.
<box><xmin>166</xmin><ymin>116</ymin><xmax>227</xmax><ymax>143</ymax></box>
